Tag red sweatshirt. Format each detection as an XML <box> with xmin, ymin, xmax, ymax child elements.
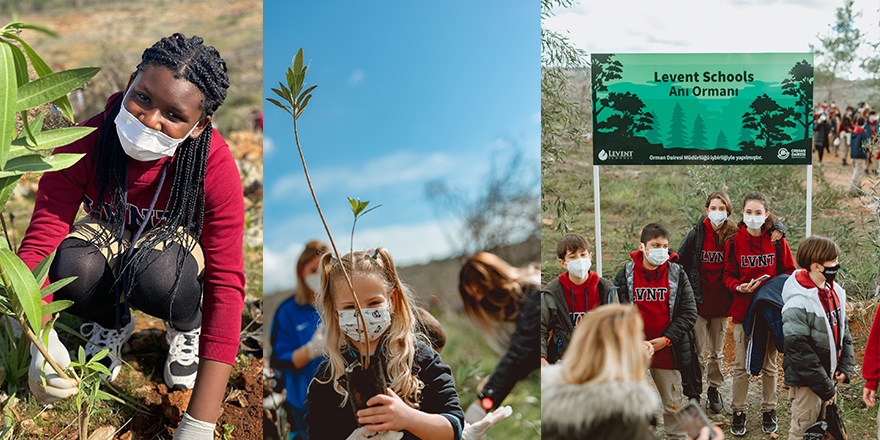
<box><xmin>698</xmin><ymin>217</ymin><xmax>731</xmax><ymax>317</ymax></box>
<box><xmin>629</xmin><ymin>250</ymin><xmax>675</xmax><ymax>370</ymax></box>
<box><xmin>558</xmin><ymin>271</ymin><xmax>600</xmax><ymax>327</ymax></box>
<box><xmin>864</xmin><ymin>305</ymin><xmax>880</xmax><ymax>391</ymax></box>
<box><xmin>18</xmin><ymin>93</ymin><xmax>246</xmax><ymax>365</ymax></box>
<box><xmin>722</xmin><ymin>224</ymin><xmax>795</xmax><ymax>323</ymax></box>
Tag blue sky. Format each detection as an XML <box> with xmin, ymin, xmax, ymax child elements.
<box><xmin>263</xmin><ymin>1</ymin><xmax>540</xmax><ymax>292</ymax></box>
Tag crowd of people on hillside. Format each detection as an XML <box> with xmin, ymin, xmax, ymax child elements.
<box><xmin>812</xmin><ymin>101</ymin><xmax>880</xmax><ymax>193</ymax></box>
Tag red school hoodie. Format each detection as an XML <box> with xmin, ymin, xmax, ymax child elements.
<box><xmin>629</xmin><ymin>249</ymin><xmax>675</xmax><ymax>370</ymax></box>
<box><xmin>698</xmin><ymin>217</ymin><xmax>732</xmax><ymax>317</ymax></box>
<box><xmin>864</xmin><ymin>305</ymin><xmax>880</xmax><ymax>392</ymax></box>
<box><xmin>558</xmin><ymin>271</ymin><xmax>600</xmax><ymax>328</ymax></box>
<box><xmin>722</xmin><ymin>224</ymin><xmax>795</xmax><ymax>323</ymax></box>
<box><xmin>17</xmin><ymin>93</ymin><xmax>246</xmax><ymax>365</ymax></box>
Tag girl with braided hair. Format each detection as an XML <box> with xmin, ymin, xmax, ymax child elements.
<box><xmin>18</xmin><ymin>33</ymin><xmax>245</xmax><ymax>439</ymax></box>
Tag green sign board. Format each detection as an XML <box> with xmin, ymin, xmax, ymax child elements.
<box><xmin>592</xmin><ymin>53</ymin><xmax>813</xmax><ymax>165</ymax></box>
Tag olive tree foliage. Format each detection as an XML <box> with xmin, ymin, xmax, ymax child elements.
<box><xmin>811</xmin><ymin>0</ymin><xmax>861</xmax><ymax>103</ymax></box>
<box><xmin>541</xmin><ymin>0</ymin><xmax>587</xmax><ymax>234</ymax></box>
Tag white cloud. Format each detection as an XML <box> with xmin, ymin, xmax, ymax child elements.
<box><xmin>263</xmin><ymin>220</ymin><xmax>457</xmax><ymax>293</ymax></box>
<box><xmin>270</xmin><ymin>150</ymin><xmax>459</xmax><ymax>200</ymax></box>
<box><xmin>349</xmin><ymin>68</ymin><xmax>365</xmax><ymax>86</ymax></box>
<box><xmin>546</xmin><ymin>0</ymin><xmax>878</xmax><ymax>78</ymax></box>
<box><xmin>263</xmin><ymin>242</ymin><xmax>304</xmax><ymax>293</ymax></box>
<box><xmin>264</xmin><ymin>136</ymin><xmax>274</xmax><ymax>157</ymax></box>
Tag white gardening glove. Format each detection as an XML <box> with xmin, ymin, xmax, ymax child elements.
<box><xmin>462</xmin><ymin>405</ymin><xmax>513</xmax><ymax>440</ymax></box>
<box><xmin>306</xmin><ymin>324</ymin><xmax>325</xmax><ymax>359</ymax></box>
<box><xmin>464</xmin><ymin>401</ymin><xmax>487</xmax><ymax>425</ymax></box>
<box><xmin>345</xmin><ymin>426</ymin><xmax>404</xmax><ymax>440</ymax></box>
<box><xmin>28</xmin><ymin>328</ymin><xmax>77</xmax><ymax>404</ymax></box>
<box><xmin>172</xmin><ymin>412</ymin><xmax>216</xmax><ymax>440</ymax></box>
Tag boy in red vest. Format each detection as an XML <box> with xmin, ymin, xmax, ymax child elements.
<box><xmin>615</xmin><ymin>223</ymin><xmax>697</xmax><ymax>440</ymax></box>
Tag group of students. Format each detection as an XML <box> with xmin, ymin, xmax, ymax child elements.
<box><xmin>541</xmin><ymin>189</ymin><xmax>880</xmax><ymax>440</ymax></box>
<box><xmin>270</xmin><ymin>243</ymin><xmax>540</xmax><ymax>439</ymax></box>
<box><xmin>812</xmin><ymin>101</ymin><xmax>880</xmax><ymax>192</ymax></box>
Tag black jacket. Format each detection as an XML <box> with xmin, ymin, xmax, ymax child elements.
<box><xmin>480</xmin><ymin>284</ymin><xmax>540</xmax><ymax>408</ymax></box>
<box><xmin>615</xmin><ymin>256</ymin><xmax>701</xmax><ymax>399</ymax></box>
<box><xmin>305</xmin><ymin>339</ymin><xmax>465</xmax><ymax>440</ymax></box>
<box><xmin>541</xmin><ymin>273</ymin><xmax>617</xmax><ymax>363</ymax></box>
<box><xmin>678</xmin><ymin>216</ymin><xmax>786</xmax><ymax>306</ymax></box>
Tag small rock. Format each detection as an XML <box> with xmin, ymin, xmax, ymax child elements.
<box><xmin>88</xmin><ymin>425</ymin><xmax>116</xmax><ymax>440</ymax></box>
<box><xmin>19</xmin><ymin>419</ymin><xmax>35</xmax><ymax>434</ymax></box>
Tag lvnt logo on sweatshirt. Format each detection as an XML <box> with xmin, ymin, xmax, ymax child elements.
<box><xmin>740</xmin><ymin>253</ymin><xmax>775</xmax><ymax>268</ymax></box>
<box><xmin>701</xmin><ymin>250</ymin><xmax>723</xmax><ymax>264</ymax></box>
<box><xmin>634</xmin><ymin>287</ymin><xmax>667</xmax><ymax>302</ymax></box>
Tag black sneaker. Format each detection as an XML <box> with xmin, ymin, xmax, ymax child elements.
<box><xmin>707</xmin><ymin>386</ymin><xmax>723</xmax><ymax>413</ymax></box>
<box><xmin>762</xmin><ymin>409</ymin><xmax>778</xmax><ymax>434</ymax></box>
<box><xmin>731</xmin><ymin>411</ymin><xmax>747</xmax><ymax>436</ymax></box>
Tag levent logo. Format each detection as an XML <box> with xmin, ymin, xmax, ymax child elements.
<box><xmin>598</xmin><ymin>150</ymin><xmax>608</xmax><ymax>161</ymax></box>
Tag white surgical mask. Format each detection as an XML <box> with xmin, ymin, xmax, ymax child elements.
<box><xmin>640</xmin><ymin>244</ymin><xmax>669</xmax><ymax>266</ymax></box>
<box><xmin>707</xmin><ymin>210</ymin><xmax>728</xmax><ymax>226</ymax></box>
<box><xmin>115</xmin><ymin>102</ymin><xmax>198</xmax><ymax>162</ymax></box>
<box><xmin>338</xmin><ymin>306</ymin><xmax>391</xmax><ymax>343</ymax></box>
<box><xmin>304</xmin><ymin>272</ymin><xmax>321</xmax><ymax>294</ymax></box>
<box><xmin>566</xmin><ymin>257</ymin><xmax>591</xmax><ymax>279</ymax></box>
<box><xmin>743</xmin><ymin>214</ymin><xmax>766</xmax><ymax>230</ymax></box>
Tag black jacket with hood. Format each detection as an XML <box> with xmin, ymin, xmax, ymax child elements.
<box><xmin>541</xmin><ymin>273</ymin><xmax>617</xmax><ymax>363</ymax></box>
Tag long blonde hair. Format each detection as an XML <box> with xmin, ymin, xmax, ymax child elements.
<box><xmin>458</xmin><ymin>252</ymin><xmax>537</xmax><ymax>333</ymax></box>
<box><xmin>294</xmin><ymin>240</ymin><xmax>330</xmax><ymax>305</ymax></box>
<box><xmin>316</xmin><ymin>248</ymin><xmax>424</xmax><ymax>408</ymax></box>
<box><xmin>561</xmin><ymin>304</ymin><xmax>648</xmax><ymax>385</ymax></box>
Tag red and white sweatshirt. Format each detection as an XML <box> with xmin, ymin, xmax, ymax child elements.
<box><xmin>722</xmin><ymin>224</ymin><xmax>795</xmax><ymax>324</ymax></box>
<box><xmin>18</xmin><ymin>93</ymin><xmax>246</xmax><ymax>365</ymax></box>
<box><xmin>558</xmin><ymin>271</ymin><xmax>601</xmax><ymax>328</ymax></box>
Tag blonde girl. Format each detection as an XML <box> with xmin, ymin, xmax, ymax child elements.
<box><xmin>305</xmin><ymin>249</ymin><xmax>464</xmax><ymax>440</ymax></box>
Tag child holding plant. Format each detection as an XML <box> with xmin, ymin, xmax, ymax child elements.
<box><xmin>304</xmin><ymin>248</ymin><xmax>465</xmax><ymax>440</ymax></box>
<box><xmin>18</xmin><ymin>33</ymin><xmax>244</xmax><ymax>439</ymax></box>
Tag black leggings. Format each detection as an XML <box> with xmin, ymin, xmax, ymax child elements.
<box><xmin>49</xmin><ymin>237</ymin><xmax>202</xmax><ymax>331</ymax></box>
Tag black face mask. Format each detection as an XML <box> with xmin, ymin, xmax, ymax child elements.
<box><xmin>822</xmin><ymin>263</ymin><xmax>841</xmax><ymax>284</ymax></box>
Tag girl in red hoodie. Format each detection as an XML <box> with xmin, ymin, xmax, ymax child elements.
<box><xmin>18</xmin><ymin>34</ymin><xmax>244</xmax><ymax>440</ymax></box>
<box><xmin>722</xmin><ymin>191</ymin><xmax>795</xmax><ymax>436</ymax></box>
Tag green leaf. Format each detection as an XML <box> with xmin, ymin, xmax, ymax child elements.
<box><xmin>0</xmin><ymin>152</ymin><xmax>85</xmax><ymax>176</ymax></box>
<box><xmin>278</xmin><ymin>82</ymin><xmax>291</xmax><ymax>102</ymax></box>
<box><xmin>40</xmin><ymin>276</ymin><xmax>76</xmax><ymax>299</ymax></box>
<box><xmin>78</xmin><ymin>345</ymin><xmax>85</xmax><ymax>364</ymax></box>
<box><xmin>32</xmin><ymin>249</ymin><xmax>55</xmax><ymax>285</ymax></box>
<box><xmin>296</xmin><ymin>85</ymin><xmax>318</xmax><ymax>108</ymax></box>
<box><xmin>5</xmin><ymin>22</ymin><xmax>58</xmax><ymax>38</ymax></box>
<box><xmin>39</xmin><ymin>299</ymin><xmax>71</xmax><ymax>316</ymax></box>
<box><xmin>11</xmin><ymin>126</ymin><xmax>95</xmax><ymax>151</ymax></box>
<box><xmin>3</xmin><ymin>34</ymin><xmax>77</xmax><ymax>122</ymax></box>
<box><xmin>0</xmin><ymin>249</ymin><xmax>41</xmax><ymax>336</ymax></box>
<box><xmin>265</xmin><ymin>98</ymin><xmax>292</xmax><ymax>116</ymax></box>
<box><xmin>7</xmin><ymin>42</ymin><xmax>27</xmax><ymax>88</ymax></box>
<box><xmin>16</xmin><ymin>67</ymin><xmax>99</xmax><ymax>111</ymax></box>
<box><xmin>295</xmin><ymin>94</ymin><xmax>312</xmax><ymax>119</ymax></box>
<box><xmin>348</xmin><ymin>197</ymin><xmax>358</xmax><ymax>213</ymax></box>
<box><xmin>88</xmin><ymin>348</ymin><xmax>109</xmax><ymax>364</ymax></box>
<box><xmin>293</xmin><ymin>48</ymin><xmax>304</xmax><ymax>85</ymax></box>
<box><xmin>0</xmin><ymin>42</ymin><xmax>16</xmax><ymax>170</ymax></box>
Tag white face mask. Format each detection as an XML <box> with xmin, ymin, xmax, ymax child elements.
<box><xmin>641</xmin><ymin>244</ymin><xmax>669</xmax><ymax>266</ymax></box>
<box><xmin>304</xmin><ymin>272</ymin><xmax>321</xmax><ymax>294</ymax></box>
<box><xmin>114</xmin><ymin>102</ymin><xmax>198</xmax><ymax>162</ymax></box>
<box><xmin>743</xmin><ymin>214</ymin><xmax>766</xmax><ymax>230</ymax></box>
<box><xmin>337</xmin><ymin>306</ymin><xmax>392</xmax><ymax>344</ymax></box>
<box><xmin>566</xmin><ymin>257</ymin><xmax>591</xmax><ymax>279</ymax></box>
<box><xmin>707</xmin><ymin>210</ymin><xmax>728</xmax><ymax>226</ymax></box>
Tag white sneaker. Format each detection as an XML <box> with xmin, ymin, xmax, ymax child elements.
<box><xmin>164</xmin><ymin>322</ymin><xmax>200</xmax><ymax>390</ymax></box>
<box><xmin>80</xmin><ymin>318</ymin><xmax>134</xmax><ymax>382</ymax></box>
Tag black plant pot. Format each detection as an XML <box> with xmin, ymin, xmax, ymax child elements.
<box><xmin>344</xmin><ymin>357</ymin><xmax>387</xmax><ymax>422</ymax></box>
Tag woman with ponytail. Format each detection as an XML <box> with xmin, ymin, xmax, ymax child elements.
<box><xmin>18</xmin><ymin>33</ymin><xmax>244</xmax><ymax>439</ymax></box>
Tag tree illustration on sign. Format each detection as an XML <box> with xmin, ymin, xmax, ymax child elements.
<box><xmin>667</xmin><ymin>102</ymin><xmax>689</xmax><ymax>148</ymax></box>
<box><xmin>715</xmin><ymin>130</ymin><xmax>729</xmax><ymax>150</ymax></box>
<box><xmin>781</xmin><ymin>60</ymin><xmax>813</xmax><ymax>141</ymax></box>
<box><xmin>591</xmin><ymin>54</ymin><xmax>623</xmax><ymax>120</ymax></box>
<box><xmin>595</xmin><ymin>92</ymin><xmax>654</xmax><ymax>137</ymax></box>
<box><xmin>738</xmin><ymin>126</ymin><xmax>754</xmax><ymax>150</ymax></box>
<box><xmin>690</xmin><ymin>114</ymin><xmax>707</xmax><ymax>149</ymax></box>
<box><xmin>644</xmin><ymin>111</ymin><xmax>663</xmax><ymax>144</ymax></box>
<box><xmin>741</xmin><ymin>94</ymin><xmax>796</xmax><ymax>149</ymax></box>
